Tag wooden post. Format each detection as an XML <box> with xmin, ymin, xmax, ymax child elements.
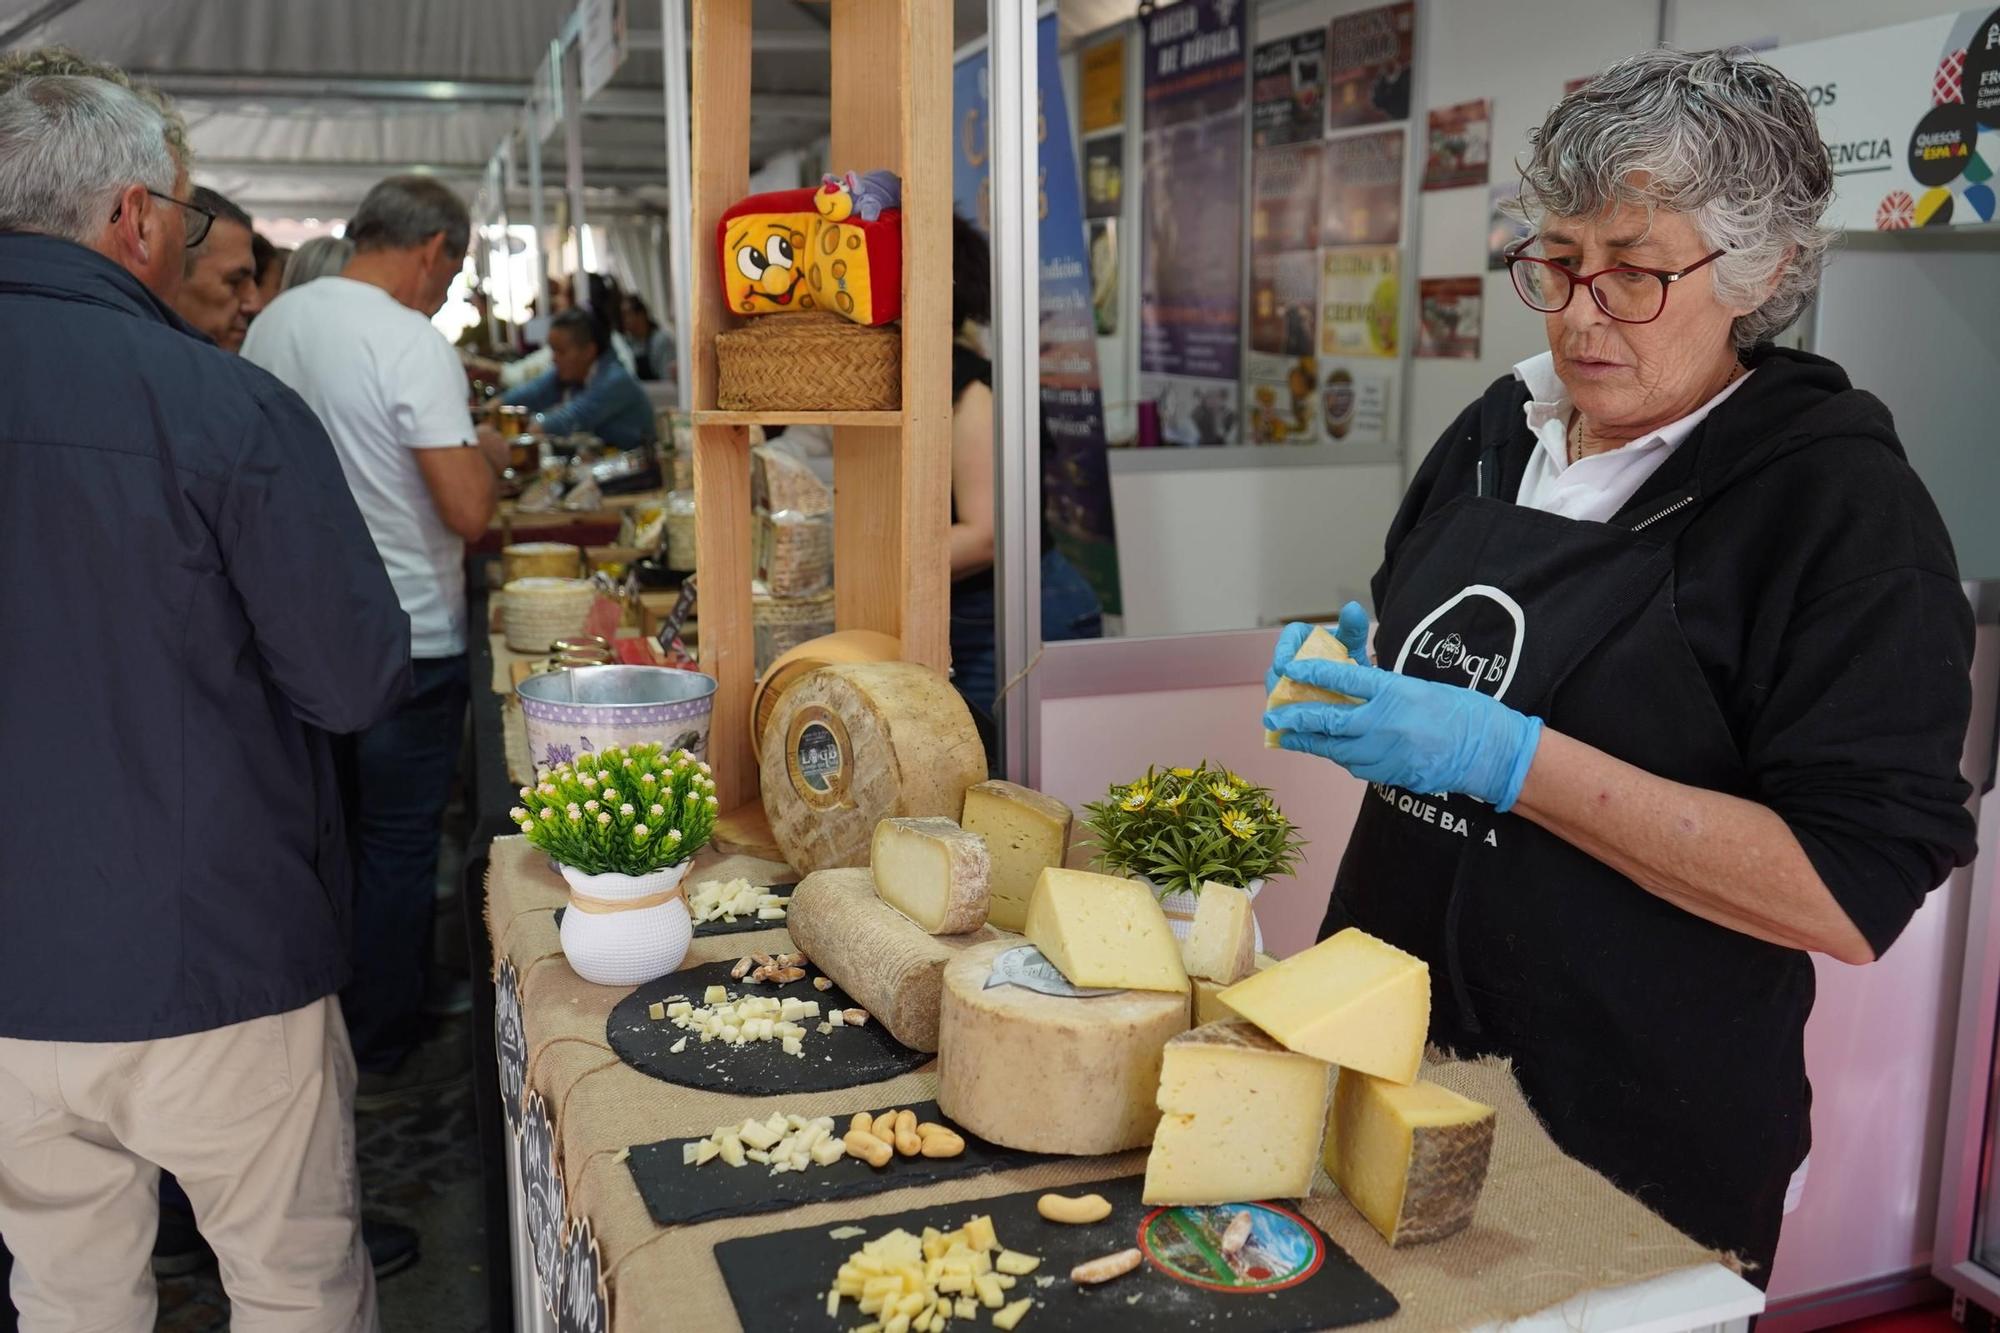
<box><xmin>690</xmin><ymin>0</ymin><xmax>757</xmax><ymax>810</ymax></box>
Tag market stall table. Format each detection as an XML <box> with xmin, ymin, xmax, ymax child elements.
<box><xmin>483</xmin><ymin>837</ymin><xmax>1763</xmax><ymax>1333</ymax></box>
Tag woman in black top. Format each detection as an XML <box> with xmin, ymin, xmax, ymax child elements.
<box><xmin>946</xmin><ymin>216</ymin><xmax>1102</xmax><ymax>745</ymax></box>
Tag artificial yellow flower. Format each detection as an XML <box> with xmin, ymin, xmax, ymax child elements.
<box><xmin>1210</xmin><ymin>781</ymin><xmax>1242</xmax><ymax>803</ymax></box>
<box><xmin>1221</xmin><ymin>808</ymin><xmax>1258</xmax><ymax>840</ymax></box>
<box><xmin>1171</xmin><ymin>766</ymin><xmax>1196</xmax><ymax>778</ymax></box>
<box><xmin>1120</xmin><ymin>784</ymin><xmax>1153</xmax><ymax>812</ymax></box>
<box><xmin>1157</xmin><ymin>788</ymin><xmax>1189</xmax><ymax>814</ymax></box>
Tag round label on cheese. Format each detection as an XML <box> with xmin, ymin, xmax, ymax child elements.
<box><xmin>1138</xmin><ymin>1203</ymin><xmax>1325</xmax><ymax>1294</ymax></box>
<box><xmin>786</xmin><ymin>704</ymin><xmax>851</xmax><ymax>810</ymax></box>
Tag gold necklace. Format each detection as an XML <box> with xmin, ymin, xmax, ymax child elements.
<box><xmin>1568</xmin><ymin>361</ymin><xmax>1744</xmax><ymax>466</ymax></box>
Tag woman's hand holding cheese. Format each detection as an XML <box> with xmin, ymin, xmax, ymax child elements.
<box><xmin>1264</xmin><ymin>656</ymin><xmax>1543</xmax><ymax>812</ymax></box>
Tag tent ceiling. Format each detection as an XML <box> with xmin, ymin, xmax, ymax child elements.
<box><xmin>3</xmin><ymin>0</ymin><xmax>1140</xmax><ymax>220</ymax></box>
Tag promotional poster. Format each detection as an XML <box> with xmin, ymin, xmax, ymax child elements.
<box><xmin>1252</xmin><ymin>31</ymin><xmax>1327</xmax><ymax>147</ymax></box>
<box><xmin>1320</xmin><ymin>246</ymin><xmax>1401</xmax><ymax>360</ymax></box>
<box><xmin>1320</xmin><ymin>128</ymin><xmax>1406</xmax><ymax>246</ymax></box>
<box><xmin>1423</xmin><ymin>98</ymin><xmax>1492</xmax><ymax>190</ymax></box>
<box><xmin>1325</xmin><ymin>1</ymin><xmax>1415</xmax><ymax>131</ymax></box>
<box><xmin>1416</xmin><ymin>276</ymin><xmax>1484</xmax><ymax>358</ymax></box>
<box><xmin>1251</xmin><ymin>142</ymin><xmax>1323</xmax><ymax>253</ymax></box>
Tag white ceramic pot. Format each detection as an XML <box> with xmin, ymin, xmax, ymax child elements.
<box><xmin>557</xmin><ymin>861</ymin><xmax>694</xmax><ymax>987</ymax></box>
<box><xmin>1142</xmin><ymin>876</ymin><xmax>1267</xmax><ymax>952</ymax></box>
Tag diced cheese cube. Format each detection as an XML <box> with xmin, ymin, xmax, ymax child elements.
<box><xmin>1326</xmin><ymin>1068</ymin><xmax>1496</xmax><ymax>1246</ymax></box>
<box><xmin>811</xmin><ymin>1137</ymin><xmax>848</xmax><ymax>1166</ymax></box>
<box><xmin>872</xmin><ymin>816</ymin><xmax>993</xmax><ymax>934</ymax></box>
<box><xmin>1023</xmin><ymin>868</ymin><xmax>1189</xmax><ymax>993</ymax></box>
<box><xmin>666</xmin><ymin>1001</ymin><xmax>693</xmax><ymax>1019</ymax></box>
<box><xmin>745</xmin><ymin>1148</ymin><xmax>771</xmax><ymax>1165</ymax></box>
<box><xmin>1180</xmin><ymin>883</ymin><xmax>1256</xmax><ymax>984</ymax></box>
<box><xmin>739</xmin><ymin>1120</ymin><xmax>781</xmax><ymax>1151</ymax></box>
<box><xmin>681</xmin><ymin>1142</ymin><xmax>699</xmax><ymax>1165</ymax></box>
<box><xmin>1142</xmin><ymin>1020</ymin><xmax>1333</xmax><ymax>1206</ymax></box>
<box><xmin>669</xmin><ymin>1036</ymin><xmax>688</xmax><ymax>1054</ymax></box>
<box><xmin>937</xmin><ymin>1274</ymin><xmax>970</xmax><ymax>1295</ymax></box>
<box><xmin>757</xmin><ymin>905</ymin><xmax>787</xmax><ymax>919</ymax></box>
<box><xmin>955</xmin><ymin>1297</ymin><xmax>978</xmax><ymax>1320</ymax></box>
<box><xmin>994</xmin><ymin>1297</ymin><xmax>1033</xmax><ymax>1330</ymax></box>
<box><xmin>884</xmin><ymin>1315</ymin><xmax>912</xmax><ymax>1333</ymax></box>
<box><xmin>783</xmin><ymin>1037</ymin><xmax>804</xmax><ymax>1056</ymax></box>
<box><xmin>647</xmin><ymin>1000</ymin><xmax>667</xmax><ymax>1020</ymax></box>
<box><xmin>693</xmin><ymin>1139</ymin><xmax>720</xmax><ymax>1166</ymax></box>
<box><xmin>973</xmin><ymin>1274</ymin><xmax>1004</xmax><ymax>1308</ymax></box>
<box><xmin>704</xmin><ymin>984</ymin><xmax>728</xmax><ymax>1004</ymax></box>
<box><xmin>718</xmin><ymin>1136</ymin><xmax>746</xmax><ymax>1167</ymax></box>
<box><xmin>963</xmin><ymin>1216</ymin><xmax>997</xmax><ymax>1253</ymax></box>
<box><xmin>994</xmin><ymin>1251</ymin><xmax>1038</xmax><ymax>1276</ymax></box>
<box><xmin>1218</xmin><ymin>928</ymin><xmax>1429</xmax><ymax>1084</ymax></box>
<box><xmin>961</xmin><ymin>781</ymin><xmax>1073</xmax><ymax>933</ymax></box>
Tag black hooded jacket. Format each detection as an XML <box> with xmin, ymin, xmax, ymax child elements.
<box><xmin>1377</xmin><ymin>345</ymin><xmax>1977</xmax><ymax>957</ymax></box>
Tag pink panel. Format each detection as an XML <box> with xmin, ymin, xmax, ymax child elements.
<box><xmin>1036</xmin><ymin>684</ymin><xmax>1364</xmax><ymax>957</ymax></box>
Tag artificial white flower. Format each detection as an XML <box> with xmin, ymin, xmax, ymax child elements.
<box><xmin>620</xmin><ymin>804</ymin><xmax>635</xmax><ymax>817</ymax></box>
<box><xmin>509</xmin><ymin>806</ymin><xmax>527</xmax><ymax>821</ymax></box>
<box><xmin>584</xmin><ymin>800</ymin><xmax>600</xmax><ymax>813</ymax></box>
<box><xmin>602</xmin><ymin>787</ymin><xmax>619</xmax><ymax>802</ymax></box>
<box><xmin>568</xmin><ymin>809</ymin><xmax>583</xmax><ymax>822</ymax></box>
<box><xmin>668</xmin><ymin>829</ymin><xmax>683</xmax><ymax>842</ymax></box>
<box><xmin>650</xmin><ymin>804</ymin><xmax>665</xmax><ymax>818</ymax></box>
<box><xmin>641</xmin><ymin>772</ymin><xmax>658</xmax><ymax>785</ymax></box>
<box><xmin>597</xmin><ymin>812</ymin><xmax>612</xmax><ymax>826</ymax></box>
<box><xmin>634</xmin><ymin>824</ymin><xmax>649</xmax><ymax>838</ymax></box>
<box><xmin>540</xmin><ymin>808</ymin><xmax>557</xmax><ymax>821</ymax></box>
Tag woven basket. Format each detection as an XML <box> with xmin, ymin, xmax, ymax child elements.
<box><xmin>752</xmin><ymin>584</ymin><xmax>836</xmax><ymax>676</ymax></box>
<box><xmin>503</xmin><ymin>542</ymin><xmax>582</xmax><ymax>584</ymax></box>
<box><xmin>716</xmin><ymin>311</ymin><xmax>900</xmax><ymax>412</ymax></box>
<box><xmin>502</xmin><ymin>577</ymin><xmax>596</xmax><ymax>653</ymax></box>
<box><xmin>755</xmin><ymin>510</ymin><xmax>833</xmax><ymax>598</ymax></box>
<box><xmin>665</xmin><ymin>491</ymin><xmax>698</xmax><ymax>572</ymax></box>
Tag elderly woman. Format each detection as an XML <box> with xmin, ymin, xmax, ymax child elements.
<box><xmin>1266</xmin><ymin>49</ymin><xmax>1974</xmax><ymax>1282</ymax></box>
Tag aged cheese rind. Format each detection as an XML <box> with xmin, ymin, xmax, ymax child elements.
<box><xmin>961</xmin><ymin>781</ymin><xmax>1072</xmax><ymax>933</ymax></box>
<box><xmin>1219</xmin><ymin>927</ymin><xmax>1429</xmax><ymax>1084</ymax></box>
<box><xmin>1181</xmin><ymin>882</ymin><xmax>1257</xmax><ymax>983</ymax></box>
<box><xmin>784</xmin><ymin>868</ymin><xmax>1001</xmax><ymax>1052</ymax></box>
<box><xmin>1023</xmin><ymin>868</ymin><xmax>1189</xmax><ymax>994</ymax></box>
<box><xmin>938</xmin><ymin>939</ymin><xmax>1188</xmax><ymax>1155</ymax></box>
<box><xmin>871</xmin><ymin>816</ymin><xmax>991</xmax><ymax>934</ymax></box>
<box><xmin>760</xmin><ymin>662</ymin><xmax>987</xmax><ymax>873</ymax></box>
<box><xmin>1326</xmin><ymin>1069</ymin><xmax>1495</xmax><ymax>1246</ymax></box>
<box><xmin>1142</xmin><ymin>1020</ymin><xmax>1333</xmax><ymax>1206</ymax></box>
<box><xmin>1264</xmin><ymin>626</ymin><xmax>1360</xmax><ymax>748</ymax></box>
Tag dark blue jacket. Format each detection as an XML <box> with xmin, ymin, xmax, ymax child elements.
<box><xmin>502</xmin><ymin>353</ymin><xmax>658</xmax><ymax>450</ymax></box>
<box><xmin>0</xmin><ymin>234</ymin><xmax>412</xmax><ymax>1041</ymax></box>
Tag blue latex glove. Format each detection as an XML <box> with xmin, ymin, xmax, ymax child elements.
<box><xmin>1266</xmin><ymin>602</ymin><xmax>1375</xmax><ymax>697</ymax></box>
<box><xmin>1263</xmin><ymin>655</ymin><xmax>1544</xmax><ymax>812</ymax></box>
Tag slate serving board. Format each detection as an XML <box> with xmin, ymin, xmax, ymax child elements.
<box><xmin>714</xmin><ymin>1175</ymin><xmax>1398</xmax><ymax>1332</ymax></box>
<box><xmin>627</xmin><ymin>1100</ymin><xmax>1045</xmax><ymax>1229</ymax></box>
<box><xmin>607</xmin><ymin>960</ymin><xmax>930</xmax><ymax>1096</ymax></box>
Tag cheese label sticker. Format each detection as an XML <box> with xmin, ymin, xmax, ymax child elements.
<box><xmin>1137</xmin><ymin>1201</ymin><xmax>1326</xmax><ymax>1294</ymax></box>
<box><xmin>982</xmin><ymin>945</ymin><xmax>1124</xmax><ymax>998</ymax></box>
<box><xmin>786</xmin><ymin>705</ymin><xmax>852</xmax><ymax>811</ymax></box>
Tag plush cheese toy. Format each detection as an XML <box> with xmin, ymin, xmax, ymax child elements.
<box><xmin>718</xmin><ymin>188</ymin><xmax>821</xmax><ymax>316</ymax></box>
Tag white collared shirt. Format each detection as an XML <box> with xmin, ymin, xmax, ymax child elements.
<box><xmin>1510</xmin><ymin>351</ymin><xmax>1752</xmax><ymax>523</ymax></box>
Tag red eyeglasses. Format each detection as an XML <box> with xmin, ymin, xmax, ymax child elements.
<box><xmin>1506</xmin><ymin>238</ymin><xmax>1726</xmax><ymax>325</ymax></box>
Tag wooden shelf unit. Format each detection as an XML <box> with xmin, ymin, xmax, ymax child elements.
<box><xmin>689</xmin><ymin>0</ymin><xmax>952</xmax><ymax>811</ymax></box>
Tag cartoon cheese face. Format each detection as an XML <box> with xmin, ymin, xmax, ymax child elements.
<box><xmin>724</xmin><ymin>213</ymin><xmax>814</xmax><ymax>314</ymax></box>
<box><xmin>717</xmin><ymin>189</ymin><xmax>822</xmax><ymax>317</ymax></box>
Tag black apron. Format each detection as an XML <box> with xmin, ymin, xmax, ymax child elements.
<box><xmin>1323</xmin><ymin>430</ymin><xmax>1812</xmax><ymax>1285</ymax></box>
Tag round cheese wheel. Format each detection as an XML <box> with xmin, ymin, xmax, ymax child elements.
<box><xmin>502</xmin><ymin>542</ymin><xmax>582</xmax><ymax>584</ymax></box>
<box><xmin>759</xmin><ymin>661</ymin><xmax>986</xmax><ymax>873</ymax></box>
<box><xmin>752</xmin><ymin>629</ymin><xmax>901</xmax><ymax>747</ymax></box>
<box><xmin>937</xmin><ymin>938</ymin><xmax>1190</xmax><ymax>1156</ymax></box>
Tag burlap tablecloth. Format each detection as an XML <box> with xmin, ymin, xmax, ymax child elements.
<box><xmin>487</xmin><ymin>836</ymin><xmax>1727</xmax><ymax>1332</ymax></box>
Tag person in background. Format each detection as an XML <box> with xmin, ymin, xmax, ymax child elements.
<box><xmin>501</xmin><ymin>306</ymin><xmax>657</xmax><ymax>450</ymax></box>
<box><xmin>171</xmin><ymin>185</ymin><xmax>261</xmax><ymax>352</ymax></box>
<box><xmin>622</xmin><ymin>294</ymin><xmax>674</xmax><ymax>383</ymax></box>
<box><xmin>281</xmin><ymin>233</ymin><xmax>354</xmax><ymax>291</ymax></box>
<box><xmin>245</xmin><ymin>175</ymin><xmax>508</xmax><ymax>1109</ymax></box>
<box><xmin>251</xmin><ymin>231</ymin><xmax>289</xmax><ymax>313</ymax></box>
<box><xmin>455</xmin><ymin>286</ymin><xmax>511</xmax><ymax>358</ymax></box>
<box><xmin>944</xmin><ymin>214</ymin><xmax>1102</xmax><ymax>745</ymax></box>
<box><xmin>0</xmin><ymin>71</ymin><xmax>408</xmax><ymax>1330</ymax></box>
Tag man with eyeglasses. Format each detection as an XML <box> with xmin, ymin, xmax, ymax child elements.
<box><xmin>0</xmin><ymin>71</ymin><xmax>406</xmax><ymax>1329</ymax></box>
<box><xmin>171</xmin><ymin>185</ymin><xmax>264</xmax><ymax>352</ymax></box>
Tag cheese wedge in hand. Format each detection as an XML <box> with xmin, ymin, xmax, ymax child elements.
<box><xmin>1265</xmin><ymin>625</ymin><xmax>1361</xmax><ymax>748</ymax></box>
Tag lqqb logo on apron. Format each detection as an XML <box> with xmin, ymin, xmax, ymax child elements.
<box><xmin>1392</xmin><ymin>584</ymin><xmax>1526</xmax><ymax>700</ymax></box>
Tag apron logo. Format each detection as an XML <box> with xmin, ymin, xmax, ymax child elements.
<box><xmin>1393</xmin><ymin>584</ymin><xmax>1526</xmax><ymax>701</ymax></box>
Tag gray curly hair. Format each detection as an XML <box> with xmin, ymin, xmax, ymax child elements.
<box><xmin>1511</xmin><ymin>47</ymin><xmax>1834</xmax><ymax>350</ymax></box>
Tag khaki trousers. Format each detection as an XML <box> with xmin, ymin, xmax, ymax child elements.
<box><xmin>0</xmin><ymin>997</ymin><xmax>377</xmax><ymax>1332</ymax></box>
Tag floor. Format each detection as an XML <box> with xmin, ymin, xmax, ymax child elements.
<box><xmin>1832</xmin><ymin>1306</ymin><xmax>1961</xmax><ymax>1333</ymax></box>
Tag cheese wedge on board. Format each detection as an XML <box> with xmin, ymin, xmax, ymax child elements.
<box><xmin>937</xmin><ymin>938</ymin><xmax>1188</xmax><ymax>1155</ymax></box>
<box><xmin>1325</xmin><ymin>1068</ymin><xmax>1495</xmax><ymax>1246</ymax></box>
<box><xmin>782</xmin><ymin>868</ymin><xmax>1001</xmax><ymax>1052</ymax></box>
<box><xmin>1264</xmin><ymin>626</ymin><xmax>1361</xmax><ymax>748</ymax></box>
<box><xmin>871</xmin><ymin>816</ymin><xmax>991</xmax><ymax>934</ymax></box>
<box><xmin>1142</xmin><ymin>1020</ymin><xmax>1334</xmax><ymax>1205</ymax></box>
<box><xmin>1218</xmin><ymin>928</ymin><xmax>1428</xmax><ymax>1084</ymax></box>
<box><xmin>1180</xmin><ymin>882</ymin><xmax>1256</xmax><ymax>983</ymax></box>
<box><xmin>1024</xmin><ymin>868</ymin><xmax>1189</xmax><ymax>994</ymax></box>
<box><xmin>960</xmin><ymin>781</ymin><xmax>1072</xmax><ymax>932</ymax></box>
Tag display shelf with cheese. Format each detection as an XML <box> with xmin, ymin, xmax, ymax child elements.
<box><xmin>688</xmin><ymin>0</ymin><xmax>952</xmax><ymax>811</ymax></box>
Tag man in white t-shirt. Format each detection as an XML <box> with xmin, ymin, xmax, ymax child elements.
<box><xmin>244</xmin><ymin>176</ymin><xmax>507</xmax><ymax>1105</ymax></box>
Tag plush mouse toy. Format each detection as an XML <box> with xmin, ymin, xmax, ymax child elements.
<box><xmin>816</xmin><ymin>170</ymin><xmax>902</xmax><ymax>223</ymax></box>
